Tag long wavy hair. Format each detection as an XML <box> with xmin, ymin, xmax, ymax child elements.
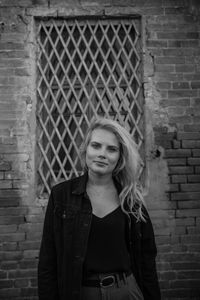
<box><xmin>80</xmin><ymin>118</ymin><xmax>146</xmax><ymax>222</ymax></box>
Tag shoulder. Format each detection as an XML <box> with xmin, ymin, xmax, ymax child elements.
<box><xmin>51</xmin><ymin>175</ymin><xmax>84</xmax><ymax>195</ymax></box>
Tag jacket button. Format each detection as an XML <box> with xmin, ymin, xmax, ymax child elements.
<box><xmin>75</xmin><ymin>255</ymin><xmax>81</xmax><ymax>259</ymax></box>
<box><xmin>84</xmin><ymin>223</ymin><xmax>88</xmax><ymax>227</ymax></box>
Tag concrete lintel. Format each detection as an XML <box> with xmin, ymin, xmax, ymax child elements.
<box><xmin>26</xmin><ymin>6</ymin><xmax>141</xmax><ymax>18</ymax></box>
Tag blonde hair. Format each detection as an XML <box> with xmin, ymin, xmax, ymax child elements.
<box><xmin>80</xmin><ymin>118</ymin><xmax>146</xmax><ymax>222</ymax></box>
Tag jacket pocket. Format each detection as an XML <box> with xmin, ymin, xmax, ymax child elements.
<box><xmin>54</xmin><ymin>204</ymin><xmax>78</xmax><ymax>235</ymax></box>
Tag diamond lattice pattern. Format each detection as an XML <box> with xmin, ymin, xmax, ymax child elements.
<box><xmin>36</xmin><ymin>17</ymin><xmax>144</xmax><ymax>196</ymax></box>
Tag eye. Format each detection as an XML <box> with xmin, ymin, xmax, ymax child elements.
<box><xmin>90</xmin><ymin>142</ymin><xmax>101</xmax><ymax>149</ymax></box>
<box><xmin>107</xmin><ymin>146</ymin><xmax>119</xmax><ymax>152</ymax></box>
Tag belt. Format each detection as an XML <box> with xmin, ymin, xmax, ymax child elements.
<box><xmin>82</xmin><ymin>270</ymin><xmax>132</xmax><ymax>288</ymax></box>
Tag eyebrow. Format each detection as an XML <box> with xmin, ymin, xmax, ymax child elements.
<box><xmin>90</xmin><ymin>141</ymin><xmax>119</xmax><ymax>149</ymax></box>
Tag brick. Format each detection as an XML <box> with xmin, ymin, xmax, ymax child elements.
<box><xmin>167</xmin><ymin>107</ymin><xmax>186</xmax><ymax>116</ymax></box>
<box><xmin>156</xmin><ymin>82</ymin><xmax>171</xmax><ymax>90</ymax></box>
<box><xmin>0</xmin><ymin>216</ymin><xmax>24</xmax><ymax>225</ymax></box>
<box><xmin>176</xmin><ymin>209</ymin><xmax>200</xmax><ymax>218</ymax></box>
<box><xmin>0</xmin><ymin>189</ymin><xmax>22</xmax><ymax>199</ymax></box>
<box><xmin>175</xmin><ymin>218</ymin><xmax>195</xmax><ymax>226</ymax></box>
<box><xmin>168</xmin><ymin>89</ymin><xmax>197</xmax><ymax>98</ymax></box>
<box><xmin>0</xmin><ymin>225</ymin><xmax>17</xmax><ymax>233</ymax></box>
<box><xmin>184</xmin><ymin>124</ymin><xmax>200</xmax><ymax>132</ymax></box>
<box><xmin>18</xmin><ymin>223</ymin><xmax>43</xmax><ymax>233</ymax></box>
<box><xmin>192</xmin><ymin>98</ymin><xmax>200</xmax><ymax>106</ymax></box>
<box><xmin>178</xmin><ymin>132</ymin><xmax>200</xmax><ymax>140</ymax></box>
<box><xmin>0</xmin><ymin>161</ymin><xmax>11</xmax><ymax>171</ymax></box>
<box><xmin>181</xmin><ymin>235</ymin><xmax>200</xmax><ymax>244</ymax></box>
<box><xmin>8</xmin><ymin>269</ymin><xmax>36</xmax><ymax>279</ymax></box>
<box><xmin>155</xmin><ymin>73</ymin><xmax>184</xmax><ymax>82</ymax></box>
<box><xmin>170</xmin><ymin>279</ymin><xmax>200</xmax><ymax>289</ymax></box>
<box><xmin>23</xmin><ymin>250</ymin><xmax>39</xmax><ymax>259</ymax></box>
<box><xmin>160</xmin><ymin>98</ymin><xmax>190</xmax><ymax>108</ymax></box>
<box><xmin>180</xmin><ymin>183</ymin><xmax>200</xmax><ymax>192</ymax></box>
<box><xmin>155</xmin><ymin>56</ymin><xmax>184</xmax><ymax>64</ymax></box>
<box><xmin>187</xmin><ymin>227</ymin><xmax>200</xmax><ymax>234</ymax></box>
<box><xmin>19</xmin><ymin>241</ymin><xmax>40</xmax><ymax>251</ymax></box>
<box><xmin>165</xmin><ymin>149</ymin><xmax>191</xmax><ymax>158</ymax></box>
<box><xmin>171</xmin><ymin>243</ymin><xmax>188</xmax><ymax>252</ymax></box>
<box><xmin>13</xmin><ymin>180</ymin><xmax>29</xmax><ymax>189</ymax></box>
<box><xmin>182</xmin><ymin>140</ymin><xmax>200</xmax><ymax>148</ymax></box>
<box><xmin>177</xmin><ymin>270</ymin><xmax>200</xmax><ymax>280</ymax></box>
<box><xmin>30</xmin><ymin>278</ymin><xmax>37</xmax><ymax>287</ymax></box>
<box><xmin>171</xmin><ymin>192</ymin><xmax>200</xmax><ymax>201</ymax></box>
<box><xmin>157</xmin><ymin>32</ymin><xmax>199</xmax><ymax>39</ymax></box>
<box><xmin>2</xmin><ymin>242</ymin><xmax>17</xmax><ymax>251</ymax></box>
<box><xmin>171</xmin><ymin>226</ymin><xmax>186</xmax><ymax>235</ymax></box>
<box><xmin>175</xmin><ymin>64</ymin><xmax>196</xmax><ymax>73</ymax></box>
<box><xmin>1</xmin><ymin>251</ymin><xmax>23</xmax><ymax>261</ymax></box>
<box><xmin>145</xmin><ymin>39</ymin><xmax>168</xmax><ymax>48</ymax></box>
<box><xmin>172</xmin><ymin>82</ymin><xmax>190</xmax><ymax>89</ymax></box>
<box><xmin>167</xmin><ymin>158</ymin><xmax>186</xmax><ymax>166</ymax></box>
<box><xmin>195</xmin><ymin>166</ymin><xmax>200</xmax><ymax>174</ymax></box>
<box><xmin>5</xmin><ymin>170</ymin><xmax>26</xmax><ymax>180</ymax></box>
<box><xmin>0</xmin><ymin>207</ymin><xmax>27</xmax><ymax>215</ymax></box>
<box><xmin>169</xmin><ymin>166</ymin><xmax>193</xmax><ymax>174</ymax></box>
<box><xmin>1</xmin><ymin>261</ymin><xmax>18</xmax><ymax>270</ymax></box>
<box><xmin>0</xmin><ymin>279</ymin><xmax>13</xmax><ymax>288</ymax></box>
<box><xmin>0</xmin><ymin>233</ymin><xmax>25</xmax><ymax>242</ymax></box>
<box><xmin>0</xmin><ymin>288</ymin><xmax>21</xmax><ymax>297</ymax></box>
<box><xmin>188</xmin><ymin>175</ymin><xmax>200</xmax><ymax>182</ymax></box>
<box><xmin>25</xmin><ymin>214</ymin><xmax>44</xmax><ymax>223</ymax></box>
<box><xmin>191</xmin><ymin>81</ymin><xmax>200</xmax><ymax>89</ymax></box>
<box><xmin>21</xmin><ymin>287</ymin><xmax>38</xmax><ymax>297</ymax></box>
<box><xmin>172</xmin><ymin>140</ymin><xmax>181</xmax><ymax>149</ymax></box>
<box><xmin>0</xmin><ymin>0</ymin><xmax>32</xmax><ymax>6</ymax></box>
<box><xmin>155</xmin><ymin>64</ymin><xmax>175</xmax><ymax>72</ymax></box>
<box><xmin>169</xmin><ymin>116</ymin><xmax>192</xmax><ymax>124</ymax></box>
<box><xmin>188</xmin><ymin>158</ymin><xmax>200</xmax><ymax>165</ymax></box>
<box><xmin>19</xmin><ymin>260</ymin><xmax>38</xmax><ymax>269</ymax></box>
<box><xmin>14</xmin><ymin>278</ymin><xmax>29</xmax><ymax>288</ymax></box>
<box><xmin>0</xmin><ymin>271</ymin><xmax>7</xmax><ymax>279</ymax></box>
<box><xmin>167</xmin><ymin>184</ymin><xmax>179</xmax><ymax>192</ymax></box>
<box><xmin>159</xmin><ymin>271</ymin><xmax>176</xmax><ymax>280</ymax></box>
<box><xmin>178</xmin><ymin>201</ymin><xmax>200</xmax><ymax>209</ymax></box>
<box><xmin>192</xmin><ymin>149</ymin><xmax>200</xmax><ymax>157</ymax></box>
<box><xmin>0</xmin><ymin>180</ymin><xmax>12</xmax><ymax>189</ymax></box>
<box><xmin>171</xmin><ymin>175</ymin><xmax>187</xmax><ymax>183</ymax></box>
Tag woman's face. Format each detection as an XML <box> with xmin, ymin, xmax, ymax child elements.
<box><xmin>86</xmin><ymin>128</ymin><xmax>120</xmax><ymax>177</ymax></box>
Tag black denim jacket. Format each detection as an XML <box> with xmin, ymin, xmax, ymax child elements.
<box><xmin>38</xmin><ymin>173</ymin><xmax>161</xmax><ymax>300</ymax></box>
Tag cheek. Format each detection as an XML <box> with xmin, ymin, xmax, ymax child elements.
<box><xmin>85</xmin><ymin>147</ymin><xmax>95</xmax><ymax>163</ymax></box>
<box><xmin>111</xmin><ymin>153</ymin><xmax>120</xmax><ymax>165</ymax></box>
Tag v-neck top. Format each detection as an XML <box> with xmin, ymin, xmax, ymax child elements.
<box><xmin>83</xmin><ymin>206</ymin><xmax>131</xmax><ymax>277</ymax></box>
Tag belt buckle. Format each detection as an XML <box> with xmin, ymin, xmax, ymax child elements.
<box><xmin>100</xmin><ymin>275</ymin><xmax>115</xmax><ymax>288</ymax></box>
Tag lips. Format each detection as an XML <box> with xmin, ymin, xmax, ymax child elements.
<box><xmin>94</xmin><ymin>161</ymin><xmax>108</xmax><ymax>166</ymax></box>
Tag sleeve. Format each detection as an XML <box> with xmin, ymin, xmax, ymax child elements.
<box><xmin>38</xmin><ymin>191</ymin><xmax>59</xmax><ymax>300</ymax></box>
<box><xmin>141</xmin><ymin>207</ymin><xmax>161</xmax><ymax>300</ymax></box>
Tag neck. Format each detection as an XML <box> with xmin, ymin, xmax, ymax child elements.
<box><xmin>87</xmin><ymin>170</ymin><xmax>114</xmax><ymax>187</ymax></box>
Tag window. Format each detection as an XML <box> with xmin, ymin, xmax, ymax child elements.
<box><xmin>36</xmin><ymin>16</ymin><xmax>144</xmax><ymax>196</ymax></box>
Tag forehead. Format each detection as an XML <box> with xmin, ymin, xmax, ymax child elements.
<box><xmin>90</xmin><ymin>128</ymin><xmax>119</xmax><ymax>146</ymax></box>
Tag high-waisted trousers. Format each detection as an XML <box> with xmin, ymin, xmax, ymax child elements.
<box><xmin>81</xmin><ymin>274</ymin><xmax>144</xmax><ymax>300</ymax></box>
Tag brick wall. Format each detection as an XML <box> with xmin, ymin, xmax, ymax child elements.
<box><xmin>0</xmin><ymin>0</ymin><xmax>200</xmax><ymax>299</ymax></box>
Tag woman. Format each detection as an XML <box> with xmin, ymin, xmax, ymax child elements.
<box><xmin>38</xmin><ymin>118</ymin><xmax>161</xmax><ymax>300</ymax></box>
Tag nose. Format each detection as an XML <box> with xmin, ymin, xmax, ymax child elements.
<box><xmin>98</xmin><ymin>147</ymin><xmax>106</xmax><ymax>158</ymax></box>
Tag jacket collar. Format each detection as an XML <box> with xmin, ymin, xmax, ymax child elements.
<box><xmin>71</xmin><ymin>172</ymin><xmax>122</xmax><ymax>195</ymax></box>
<box><xmin>71</xmin><ymin>172</ymin><xmax>88</xmax><ymax>195</ymax></box>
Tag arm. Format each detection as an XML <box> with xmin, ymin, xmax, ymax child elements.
<box><xmin>141</xmin><ymin>208</ymin><xmax>161</xmax><ymax>300</ymax></box>
<box><xmin>38</xmin><ymin>192</ymin><xmax>59</xmax><ymax>300</ymax></box>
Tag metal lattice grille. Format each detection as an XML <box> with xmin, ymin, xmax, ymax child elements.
<box><xmin>36</xmin><ymin>17</ymin><xmax>144</xmax><ymax>196</ymax></box>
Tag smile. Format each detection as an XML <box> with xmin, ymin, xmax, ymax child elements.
<box><xmin>94</xmin><ymin>161</ymin><xmax>108</xmax><ymax>166</ymax></box>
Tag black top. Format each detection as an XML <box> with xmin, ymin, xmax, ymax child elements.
<box><xmin>83</xmin><ymin>206</ymin><xmax>131</xmax><ymax>277</ymax></box>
